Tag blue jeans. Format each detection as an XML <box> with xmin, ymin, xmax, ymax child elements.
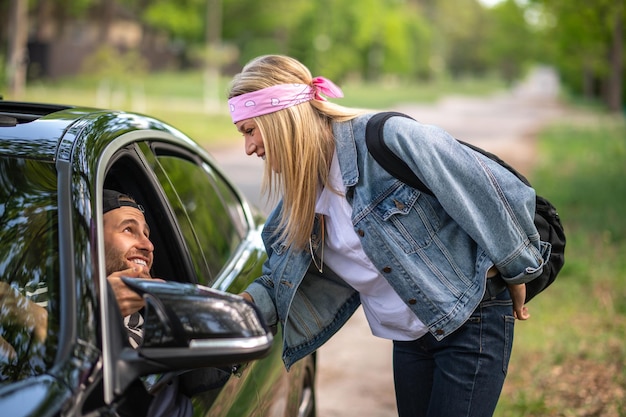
<box><xmin>393</xmin><ymin>289</ymin><xmax>515</xmax><ymax>417</ymax></box>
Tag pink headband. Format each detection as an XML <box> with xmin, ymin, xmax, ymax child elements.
<box><xmin>228</xmin><ymin>76</ymin><xmax>343</xmax><ymax>124</ymax></box>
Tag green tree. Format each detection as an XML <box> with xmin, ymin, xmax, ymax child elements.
<box><xmin>532</xmin><ymin>0</ymin><xmax>624</xmax><ymax>112</ymax></box>
<box><xmin>221</xmin><ymin>0</ymin><xmax>315</xmax><ymax>68</ymax></box>
<box><xmin>431</xmin><ymin>0</ymin><xmax>492</xmax><ymax>78</ymax></box>
<box><xmin>221</xmin><ymin>0</ymin><xmax>432</xmax><ymax>83</ymax></box>
<box><xmin>14</xmin><ymin>0</ymin><xmax>625</xmax><ymax>109</ymax></box>
<box><xmin>141</xmin><ymin>0</ymin><xmax>206</xmax><ymax>43</ymax></box>
<box><xmin>487</xmin><ymin>0</ymin><xmax>540</xmax><ymax>84</ymax></box>
<box><xmin>5</xmin><ymin>0</ymin><xmax>29</xmax><ymax>98</ymax></box>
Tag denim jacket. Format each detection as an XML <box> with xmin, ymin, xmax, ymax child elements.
<box><xmin>246</xmin><ymin>114</ymin><xmax>550</xmax><ymax>370</ymax></box>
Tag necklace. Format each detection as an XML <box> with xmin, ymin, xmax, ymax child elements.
<box><xmin>309</xmin><ymin>214</ymin><xmax>325</xmax><ymax>273</ymax></box>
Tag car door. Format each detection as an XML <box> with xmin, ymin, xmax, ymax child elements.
<box><xmin>137</xmin><ymin>140</ymin><xmax>298</xmax><ymax>416</ymax></box>
<box><xmin>0</xmin><ymin>156</ymin><xmax>78</xmax><ymax>416</ymax></box>
<box><xmin>99</xmin><ymin>134</ymin><xmax>307</xmax><ymax>417</ymax></box>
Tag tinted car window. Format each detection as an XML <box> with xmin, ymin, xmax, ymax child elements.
<box><xmin>140</xmin><ymin>144</ymin><xmax>247</xmax><ymax>287</ymax></box>
<box><xmin>0</xmin><ymin>157</ymin><xmax>58</xmax><ymax>383</ymax></box>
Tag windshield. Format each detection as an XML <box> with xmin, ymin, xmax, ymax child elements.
<box><xmin>0</xmin><ymin>156</ymin><xmax>59</xmax><ymax>383</ymax></box>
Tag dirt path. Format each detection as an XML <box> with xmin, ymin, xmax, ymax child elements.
<box><xmin>209</xmin><ymin>66</ymin><xmax>567</xmax><ymax>417</ymax></box>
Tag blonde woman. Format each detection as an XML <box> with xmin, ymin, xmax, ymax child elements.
<box><xmin>229</xmin><ymin>55</ymin><xmax>546</xmax><ymax>417</ymax></box>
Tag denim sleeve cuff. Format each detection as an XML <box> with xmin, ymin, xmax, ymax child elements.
<box><xmin>500</xmin><ymin>241</ymin><xmax>551</xmax><ymax>284</ymax></box>
<box><xmin>503</xmin><ymin>262</ymin><xmax>544</xmax><ymax>284</ymax></box>
<box><xmin>245</xmin><ymin>281</ymin><xmax>278</xmax><ymax>327</ymax></box>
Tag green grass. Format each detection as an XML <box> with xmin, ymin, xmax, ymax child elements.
<box><xmin>16</xmin><ymin>71</ymin><xmax>506</xmax><ymax>148</ymax></box>
<box><xmin>495</xmin><ymin>113</ymin><xmax>626</xmax><ymax>417</ymax></box>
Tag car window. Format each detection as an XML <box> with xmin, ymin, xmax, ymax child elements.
<box><xmin>0</xmin><ymin>157</ymin><xmax>58</xmax><ymax>383</ymax></box>
<box><xmin>104</xmin><ymin>147</ymin><xmax>195</xmax><ymax>285</ymax></box>
<box><xmin>139</xmin><ymin>143</ymin><xmax>248</xmax><ymax>287</ymax></box>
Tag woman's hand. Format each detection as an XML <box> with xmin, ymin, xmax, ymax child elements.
<box><xmin>508</xmin><ymin>283</ymin><xmax>530</xmax><ymax>320</ymax></box>
<box><xmin>239</xmin><ymin>292</ymin><xmax>255</xmax><ymax>304</ymax></box>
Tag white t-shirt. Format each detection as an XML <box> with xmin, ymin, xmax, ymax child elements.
<box><xmin>315</xmin><ymin>153</ymin><xmax>428</xmax><ymax>341</ymax></box>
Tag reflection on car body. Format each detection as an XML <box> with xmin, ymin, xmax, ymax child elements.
<box><xmin>0</xmin><ymin>101</ymin><xmax>316</xmax><ymax>417</ymax></box>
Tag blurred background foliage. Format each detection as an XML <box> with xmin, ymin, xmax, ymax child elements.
<box><xmin>0</xmin><ymin>0</ymin><xmax>624</xmax><ymax>114</ymax></box>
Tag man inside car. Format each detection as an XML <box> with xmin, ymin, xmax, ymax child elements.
<box><xmin>102</xmin><ymin>189</ymin><xmax>158</xmax><ymax>347</ymax></box>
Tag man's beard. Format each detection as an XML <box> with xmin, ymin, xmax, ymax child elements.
<box><xmin>105</xmin><ymin>246</ymin><xmax>131</xmax><ymax>276</ymax></box>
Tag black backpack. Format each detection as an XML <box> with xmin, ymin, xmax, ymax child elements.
<box><xmin>365</xmin><ymin>112</ymin><xmax>565</xmax><ymax>303</ymax></box>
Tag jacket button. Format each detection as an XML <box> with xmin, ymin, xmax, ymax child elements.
<box><xmin>393</xmin><ymin>199</ymin><xmax>405</xmax><ymax>210</ymax></box>
<box><xmin>435</xmin><ymin>329</ymin><xmax>445</xmax><ymax>335</ymax></box>
<box><xmin>408</xmin><ymin>298</ymin><xmax>417</xmax><ymax>304</ymax></box>
<box><xmin>357</xmin><ymin>229</ymin><xmax>365</xmax><ymax>237</ymax></box>
<box><xmin>383</xmin><ymin>266</ymin><xmax>392</xmax><ymax>273</ymax></box>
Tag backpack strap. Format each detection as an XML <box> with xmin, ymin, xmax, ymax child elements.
<box><xmin>365</xmin><ymin>112</ymin><xmax>534</xmax><ymax>191</ymax></box>
<box><xmin>365</xmin><ymin>112</ymin><xmax>434</xmax><ymax>196</ymax></box>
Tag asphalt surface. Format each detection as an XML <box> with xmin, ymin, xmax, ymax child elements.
<box><xmin>208</xmin><ymin>67</ymin><xmax>565</xmax><ymax>417</ymax></box>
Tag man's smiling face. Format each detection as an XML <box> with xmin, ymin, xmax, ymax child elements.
<box><xmin>103</xmin><ymin>206</ymin><xmax>154</xmax><ymax>278</ymax></box>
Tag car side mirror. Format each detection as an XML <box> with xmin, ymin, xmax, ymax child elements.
<box><xmin>113</xmin><ymin>278</ymin><xmax>272</xmax><ymax>396</ymax></box>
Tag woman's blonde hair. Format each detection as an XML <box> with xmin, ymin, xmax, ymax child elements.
<box><xmin>228</xmin><ymin>55</ymin><xmax>366</xmax><ymax>249</ymax></box>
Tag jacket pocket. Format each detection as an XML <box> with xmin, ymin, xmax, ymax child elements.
<box><xmin>373</xmin><ymin>185</ymin><xmax>441</xmax><ymax>252</ymax></box>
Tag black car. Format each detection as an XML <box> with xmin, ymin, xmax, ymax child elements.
<box><xmin>0</xmin><ymin>101</ymin><xmax>316</xmax><ymax>416</ymax></box>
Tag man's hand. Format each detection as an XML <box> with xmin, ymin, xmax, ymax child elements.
<box><xmin>107</xmin><ymin>267</ymin><xmax>150</xmax><ymax>316</ymax></box>
<box><xmin>508</xmin><ymin>283</ymin><xmax>530</xmax><ymax>320</ymax></box>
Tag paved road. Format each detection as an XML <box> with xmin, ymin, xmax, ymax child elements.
<box><xmin>208</xmin><ymin>67</ymin><xmax>565</xmax><ymax>417</ymax></box>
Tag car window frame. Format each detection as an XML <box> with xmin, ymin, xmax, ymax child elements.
<box><xmin>94</xmin><ymin>130</ymin><xmax>184</xmax><ymax>405</ymax></box>
<box><xmin>94</xmin><ymin>129</ymin><xmax>264</xmax><ymax>406</ymax></box>
<box><xmin>103</xmin><ymin>146</ymin><xmax>195</xmax><ymax>284</ymax></box>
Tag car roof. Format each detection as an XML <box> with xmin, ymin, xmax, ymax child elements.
<box><xmin>0</xmin><ymin>101</ymin><xmax>192</xmax><ymax>163</ymax></box>
<box><xmin>0</xmin><ymin>101</ymin><xmax>99</xmax><ymax>162</ymax></box>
